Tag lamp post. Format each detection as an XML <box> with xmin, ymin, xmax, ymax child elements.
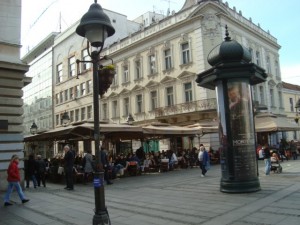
<box><xmin>126</xmin><ymin>114</ymin><xmax>134</xmax><ymax>152</ymax></box>
<box><xmin>76</xmin><ymin>1</ymin><xmax>115</xmax><ymax>224</ymax></box>
<box><xmin>61</xmin><ymin>111</ymin><xmax>70</xmax><ymax>127</ymax></box>
<box><xmin>30</xmin><ymin>122</ymin><xmax>38</xmax><ymax>135</ymax></box>
<box><xmin>126</xmin><ymin>113</ymin><xmax>135</xmax><ymax>125</ymax></box>
<box><xmin>29</xmin><ymin>122</ymin><xmax>38</xmax><ymax>155</ymax></box>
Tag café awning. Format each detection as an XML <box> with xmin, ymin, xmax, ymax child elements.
<box><xmin>254</xmin><ymin>114</ymin><xmax>300</xmax><ymax>132</ymax></box>
<box><xmin>24</xmin><ymin>121</ymin><xmax>143</xmax><ymax>142</ymax></box>
<box><xmin>142</xmin><ymin>123</ymin><xmax>200</xmax><ymax>138</ymax></box>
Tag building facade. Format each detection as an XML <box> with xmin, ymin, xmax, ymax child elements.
<box><xmin>282</xmin><ymin>82</ymin><xmax>300</xmax><ymax>141</ymax></box>
<box><xmin>24</xmin><ymin>0</ymin><xmax>287</xmax><ymax>155</ymax></box>
<box><xmin>0</xmin><ymin>0</ymin><xmax>30</xmax><ymax>191</ymax></box>
<box><xmin>22</xmin><ymin>33</ymin><xmax>59</xmax><ymax>158</ymax></box>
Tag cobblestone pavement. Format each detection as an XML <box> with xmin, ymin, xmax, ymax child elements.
<box><xmin>1</xmin><ymin>160</ymin><xmax>300</xmax><ymax>225</ymax></box>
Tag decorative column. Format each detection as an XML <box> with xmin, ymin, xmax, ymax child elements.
<box><xmin>196</xmin><ymin>26</ymin><xmax>267</xmax><ymax>193</ymax></box>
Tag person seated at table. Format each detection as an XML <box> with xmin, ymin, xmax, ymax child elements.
<box><xmin>114</xmin><ymin>154</ymin><xmax>128</xmax><ymax>175</ymax></box>
<box><xmin>168</xmin><ymin>150</ymin><xmax>178</xmax><ymax>170</ymax></box>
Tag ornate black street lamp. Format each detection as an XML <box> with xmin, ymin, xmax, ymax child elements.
<box><xmin>76</xmin><ymin>1</ymin><xmax>115</xmax><ymax>224</ymax></box>
<box><xmin>126</xmin><ymin>113</ymin><xmax>135</xmax><ymax>125</ymax></box>
<box><xmin>61</xmin><ymin>111</ymin><xmax>70</xmax><ymax>127</ymax></box>
<box><xmin>29</xmin><ymin>122</ymin><xmax>38</xmax><ymax>155</ymax></box>
<box><xmin>295</xmin><ymin>99</ymin><xmax>300</xmax><ymax>124</ymax></box>
<box><xmin>196</xmin><ymin>26</ymin><xmax>267</xmax><ymax>193</ymax></box>
<box><xmin>30</xmin><ymin>122</ymin><xmax>38</xmax><ymax>135</ymax></box>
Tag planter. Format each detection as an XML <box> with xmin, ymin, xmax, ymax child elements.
<box><xmin>98</xmin><ymin>66</ymin><xmax>116</xmax><ymax>96</ymax></box>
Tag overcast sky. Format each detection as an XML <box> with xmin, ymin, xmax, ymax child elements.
<box><xmin>21</xmin><ymin>0</ymin><xmax>300</xmax><ymax>85</ymax></box>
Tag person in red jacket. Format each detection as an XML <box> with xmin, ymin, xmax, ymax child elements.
<box><xmin>3</xmin><ymin>154</ymin><xmax>29</xmax><ymax>206</ymax></box>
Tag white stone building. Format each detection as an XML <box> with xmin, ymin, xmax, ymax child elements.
<box><xmin>23</xmin><ymin>0</ymin><xmax>288</xmax><ymax>155</ymax></box>
<box><xmin>0</xmin><ymin>0</ymin><xmax>30</xmax><ymax>190</ymax></box>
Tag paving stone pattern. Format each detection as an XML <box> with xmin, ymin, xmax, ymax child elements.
<box><xmin>1</xmin><ymin>160</ymin><xmax>300</xmax><ymax>225</ymax></box>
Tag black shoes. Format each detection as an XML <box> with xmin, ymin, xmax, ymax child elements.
<box><xmin>64</xmin><ymin>187</ymin><xmax>74</xmax><ymax>190</ymax></box>
<box><xmin>4</xmin><ymin>202</ymin><xmax>13</xmax><ymax>206</ymax></box>
<box><xmin>4</xmin><ymin>200</ymin><xmax>29</xmax><ymax>206</ymax></box>
<box><xmin>107</xmin><ymin>181</ymin><xmax>113</xmax><ymax>185</ymax></box>
<box><xmin>22</xmin><ymin>199</ymin><xmax>30</xmax><ymax>204</ymax></box>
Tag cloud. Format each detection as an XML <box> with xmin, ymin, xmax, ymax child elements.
<box><xmin>281</xmin><ymin>64</ymin><xmax>300</xmax><ymax>85</ymax></box>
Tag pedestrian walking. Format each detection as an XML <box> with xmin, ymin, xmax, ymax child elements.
<box><xmin>36</xmin><ymin>155</ymin><xmax>47</xmax><ymax>187</ymax></box>
<box><xmin>198</xmin><ymin>146</ymin><xmax>209</xmax><ymax>177</ymax></box>
<box><xmin>3</xmin><ymin>154</ymin><xmax>30</xmax><ymax>206</ymax></box>
<box><xmin>64</xmin><ymin>145</ymin><xmax>75</xmax><ymax>190</ymax></box>
<box><xmin>25</xmin><ymin>154</ymin><xmax>38</xmax><ymax>188</ymax></box>
<box><xmin>82</xmin><ymin>150</ymin><xmax>94</xmax><ymax>184</ymax></box>
<box><xmin>290</xmin><ymin>140</ymin><xmax>298</xmax><ymax>160</ymax></box>
<box><xmin>263</xmin><ymin>144</ymin><xmax>271</xmax><ymax>175</ymax></box>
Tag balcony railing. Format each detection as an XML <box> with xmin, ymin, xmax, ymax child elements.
<box><xmin>155</xmin><ymin>98</ymin><xmax>217</xmax><ymax>117</ymax></box>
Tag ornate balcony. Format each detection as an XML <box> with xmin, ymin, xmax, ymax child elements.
<box><xmin>155</xmin><ymin>98</ymin><xmax>217</xmax><ymax>118</ymax></box>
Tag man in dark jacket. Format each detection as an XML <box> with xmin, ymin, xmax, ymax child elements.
<box><xmin>101</xmin><ymin>147</ymin><xmax>113</xmax><ymax>185</ymax></box>
<box><xmin>64</xmin><ymin>145</ymin><xmax>75</xmax><ymax>190</ymax></box>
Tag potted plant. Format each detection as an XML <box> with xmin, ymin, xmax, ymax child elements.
<box><xmin>98</xmin><ymin>64</ymin><xmax>116</xmax><ymax>97</ymax></box>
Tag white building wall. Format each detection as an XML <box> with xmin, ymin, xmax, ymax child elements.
<box><xmin>0</xmin><ymin>0</ymin><xmax>29</xmax><ymax>191</ymax></box>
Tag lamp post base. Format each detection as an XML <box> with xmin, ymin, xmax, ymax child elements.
<box><xmin>93</xmin><ymin>171</ymin><xmax>109</xmax><ymax>225</ymax></box>
<box><xmin>93</xmin><ymin>212</ymin><xmax>109</xmax><ymax>225</ymax></box>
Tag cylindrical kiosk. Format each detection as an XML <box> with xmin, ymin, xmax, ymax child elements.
<box><xmin>196</xmin><ymin>26</ymin><xmax>267</xmax><ymax>193</ymax></box>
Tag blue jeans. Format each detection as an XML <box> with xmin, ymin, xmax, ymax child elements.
<box><xmin>264</xmin><ymin>158</ymin><xmax>271</xmax><ymax>175</ymax></box>
<box><xmin>4</xmin><ymin>182</ymin><xmax>26</xmax><ymax>203</ymax></box>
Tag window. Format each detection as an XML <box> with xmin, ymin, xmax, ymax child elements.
<box><xmin>80</xmin><ymin>82</ymin><xmax>86</xmax><ymax>96</ymax></box>
<box><xmin>278</xmin><ymin>91</ymin><xmax>283</xmax><ymax>108</ymax></box>
<box><xmin>249</xmin><ymin>48</ymin><xmax>253</xmax><ymax>62</ymax></box>
<box><xmin>64</xmin><ymin>90</ymin><xmax>68</xmax><ymax>102</ymax></box>
<box><xmin>266</xmin><ymin>56</ymin><xmax>271</xmax><ymax>74</ymax></box>
<box><xmin>135</xmin><ymin>60</ymin><xmax>142</xmax><ymax>80</ymax></box>
<box><xmin>81</xmin><ymin>107</ymin><xmax>86</xmax><ymax>120</ymax></box>
<box><xmin>166</xmin><ymin>87</ymin><xmax>174</xmax><ymax>106</ymax></box>
<box><xmin>87</xmin><ymin>80</ymin><xmax>92</xmax><ymax>94</ymax></box>
<box><xmin>270</xmin><ymin>89</ymin><xmax>274</xmax><ymax>106</ymax></box>
<box><xmin>112</xmin><ymin>100</ymin><xmax>118</xmax><ymax>118</ymax></box>
<box><xmin>69</xmin><ymin>56</ymin><xmax>76</xmax><ymax>77</ymax></box>
<box><xmin>82</xmin><ymin>49</ymin><xmax>91</xmax><ymax>70</ymax></box>
<box><xmin>112</xmin><ymin>72</ymin><xmax>118</xmax><ymax>86</ymax></box>
<box><xmin>184</xmin><ymin>82</ymin><xmax>193</xmax><ymax>102</ymax></box>
<box><xmin>275</xmin><ymin>60</ymin><xmax>279</xmax><ymax>77</ymax></box>
<box><xmin>59</xmin><ymin>91</ymin><xmax>63</xmax><ymax>103</ymax></box>
<box><xmin>259</xmin><ymin>86</ymin><xmax>265</xmax><ymax>104</ymax></box>
<box><xmin>57</xmin><ymin>63</ymin><xmax>63</xmax><ymax>83</ymax></box>
<box><xmin>123</xmin><ymin>65</ymin><xmax>129</xmax><ymax>83</ymax></box>
<box><xmin>290</xmin><ymin>98</ymin><xmax>294</xmax><ymax>112</ymax></box>
<box><xmin>136</xmin><ymin>94</ymin><xmax>143</xmax><ymax>113</ymax></box>
<box><xmin>150</xmin><ymin>91</ymin><xmax>157</xmax><ymax>111</ymax></box>
<box><xmin>102</xmin><ymin>103</ymin><xmax>108</xmax><ymax>120</ymax></box>
<box><xmin>70</xmin><ymin>110</ymin><xmax>74</xmax><ymax>122</ymax></box>
<box><xmin>69</xmin><ymin>87</ymin><xmax>74</xmax><ymax>100</ymax></box>
<box><xmin>75</xmin><ymin>85</ymin><xmax>80</xmax><ymax>98</ymax></box>
<box><xmin>56</xmin><ymin>115</ymin><xmax>59</xmax><ymax>126</ymax></box>
<box><xmin>149</xmin><ymin>55</ymin><xmax>156</xmax><ymax>74</ymax></box>
<box><xmin>55</xmin><ymin>93</ymin><xmax>59</xmax><ymax>105</ymax></box>
<box><xmin>256</xmin><ymin>51</ymin><xmax>261</xmax><ymax>66</ymax></box>
<box><xmin>87</xmin><ymin>106</ymin><xmax>92</xmax><ymax>119</ymax></box>
<box><xmin>123</xmin><ymin>97</ymin><xmax>129</xmax><ymax>116</ymax></box>
<box><xmin>75</xmin><ymin>109</ymin><xmax>80</xmax><ymax>121</ymax></box>
<box><xmin>181</xmin><ymin>43</ymin><xmax>190</xmax><ymax>64</ymax></box>
<box><xmin>164</xmin><ymin>49</ymin><xmax>172</xmax><ymax>70</ymax></box>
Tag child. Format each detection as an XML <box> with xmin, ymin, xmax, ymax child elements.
<box><xmin>3</xmin><ymin>154</ymin><xmax>30</xmax><ymax>206</ymax></box>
